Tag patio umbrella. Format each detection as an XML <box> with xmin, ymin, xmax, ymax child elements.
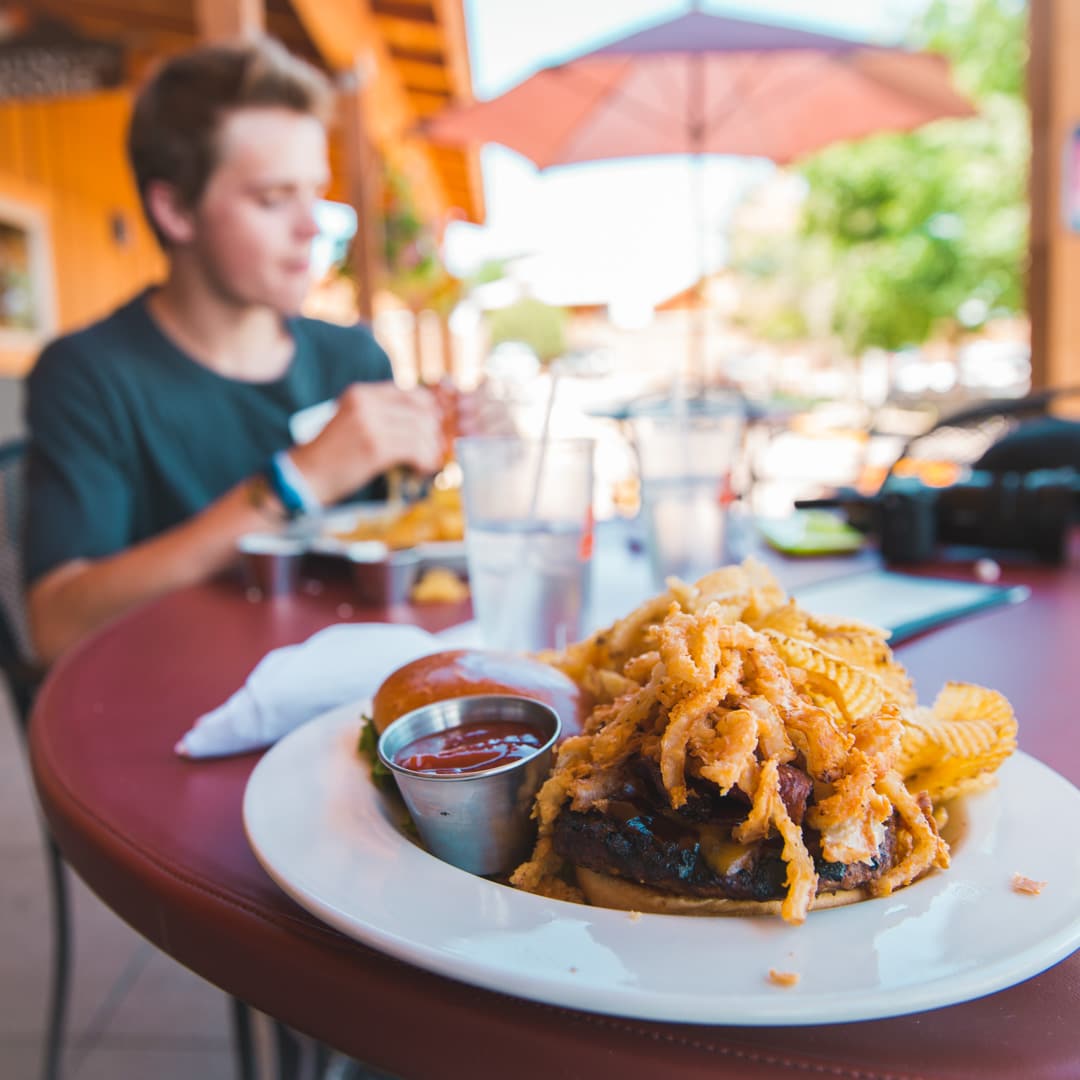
<box><xmin>424</xmin><ymin>5</ymin><xmax>974</xmax><ymax>384</ymax></box>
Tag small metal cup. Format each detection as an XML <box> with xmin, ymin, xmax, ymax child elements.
<box><xmin>377</xmin><ymin>695</ymin><xmax>561</xmax><ymax>876</ymax></box>
<box><xmin>237</xmin><ymin>534</ymin><xmax>306</xmax><ymax>596</ymax></box>
<box><xmin>350</xmin><ymin>548</ymin><xmax>422</xmax><ymax>606</ymax></box>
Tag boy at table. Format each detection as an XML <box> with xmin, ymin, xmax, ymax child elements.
<box><xmin>25</xmin><ymin>38</ymin><xmax>447</xmax><ymax>665</ymax></box>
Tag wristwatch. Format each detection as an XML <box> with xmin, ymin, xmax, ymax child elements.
<box><xmin>262</xmin><ymin>451</ymin><xmax>322</xmax><ymax>520</ymax></box>
<box><xmin>246</xmin><ymin>473</ymin><xmax>287</xmax><ymax>523</ymax></box>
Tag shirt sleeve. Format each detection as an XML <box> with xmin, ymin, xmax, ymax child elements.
<box><xmin>24</xmin><ymin>340</ymin><xmax>135</xmax><ymax>585</ymax></box>
<box><xmin>346</xmin><ymin>321</ymin><xmax>395</xmax><ymax>383</ymax></box>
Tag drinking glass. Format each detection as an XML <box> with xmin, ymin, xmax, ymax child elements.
<box><xmin>455</xmin><ymin>436</ymin><xmax>594</xmax><ymax>652</ymax></box>
<box><xmin>630</xmin><ymin>393</ymin><xmax>745</xmax><ymax>586</ymax></box>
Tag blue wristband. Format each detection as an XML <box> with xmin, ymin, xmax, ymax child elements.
<box><xmin>263</xmin><ymin>451</ymin><xmax>320</xmax><ymax>519</ymax></box>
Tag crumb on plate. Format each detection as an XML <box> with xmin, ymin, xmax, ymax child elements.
<box><xmin>1011</xmin><ymin>873</ymin><xmax>1046</xmax><ymax>895</ymax></box>
<box><xmin>768</xmin><ymin>969</ymin><xmax>800</xmax><ymax>988</ymax></box>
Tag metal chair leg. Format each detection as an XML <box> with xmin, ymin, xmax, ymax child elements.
<box><xmin>41</xmin><ymin>837</ymin><xmax>70</xmax><ymax>1080</ymax></box>
<box><xmin>229</xmin><ymin>997</ymin><xmax>258</xmax><ymax>1080</ymax></box>
<box><xmin>274</xmin><ymin>1020</ymin><xmax>300</xmax><ymax>1080</ymax></box>
<box><xmin>272</xmin><ymin>1021</ymin><xmax>329</xmax><ymax>1080</ymax></box>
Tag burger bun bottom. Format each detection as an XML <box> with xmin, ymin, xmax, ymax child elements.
<box><xmin>576</xmin><ymin>866</ymin><xmax>870</xmax><ymax>917</ymax></box>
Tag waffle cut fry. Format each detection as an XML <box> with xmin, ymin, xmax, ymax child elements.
<box><xmin>898</xmin><ymin>683</ymin><xmax>1018</xmax><ymax>801</ymax></box>
<box><xmin>762</xmin><ymin>630</ymin><xmax>887</xmax><ymax>727</ymax></box>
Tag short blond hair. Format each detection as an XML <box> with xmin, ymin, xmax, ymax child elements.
<box><xmin>128</xmin><ymin>36</ymin><xmax>334</xmax><ymax>245</ymax></box>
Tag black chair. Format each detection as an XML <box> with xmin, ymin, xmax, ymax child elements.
<box><xmin>890</xmin><ymin>385</ymin><xmax>1080</xmax><ymax>476</ymax></box>
<box><xmin>0</xmin><ymin>438</ymin><xmax>67</xmax><ymax>1080</ymax></box>
<box><xmin>4</xmin><ymin>437</ymin><xmax>264</xmax><ymax>1080</ymax></box>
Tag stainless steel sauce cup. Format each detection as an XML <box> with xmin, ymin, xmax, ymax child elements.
<box><xmin>237</xmin><ymin>533</ymin><xmax>306</xmax><ymax>596</ymax></box>
<box><xmin>376</xmin><ymin>695</ymin><xmax>561</xmax><ymax>876</ymax></box>
<box><xmin>349</xmin><ymin>548</ymin><xmax>422</xmax><ymax>606</ymax></box>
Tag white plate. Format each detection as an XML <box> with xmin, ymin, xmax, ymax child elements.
<box><xmin>308</xmin><ymin>534</ymin><xmax>467</xmax><ymax>566</ymax></box>
<box><xmin>293</xmin><ymin>503</ymin><xmax>467</xmax><ymax>568</ymax></box>
<box><xmin>243</xmin><ymin>705</ymin><xmax>1080</xmax><ymax>1026</ymax></box>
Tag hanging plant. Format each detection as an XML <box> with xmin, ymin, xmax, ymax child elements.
<box><xmin>381</xmin><ymin>166</ymin><xmax>445</xmax><ymax>307</ymax></box>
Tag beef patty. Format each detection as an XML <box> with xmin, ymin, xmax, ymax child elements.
<box><xmin>552</xmin><ymin>757</ymin><xmax>899</xmax><ymax>901</ymax></box>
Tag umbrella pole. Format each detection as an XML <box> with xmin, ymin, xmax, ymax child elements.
<box><xmin>690</xmin><ymin>151</ymin><xmax>708</xmax><ymax>396</ymax></box>
<box><xmin>689</xmin><ymin>42</ymin><xmax>707</xmax><ymax>397</ymax></box>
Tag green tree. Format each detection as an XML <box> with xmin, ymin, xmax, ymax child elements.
<box><xmin>486</xmin><ymin>297</ymin><xmax>568</xmax><ymax>364</ymax></box>
<box><xmin>731</xmin><ymin>0</ymin><xmax>1028</xmax><ymax>355</ymax></box>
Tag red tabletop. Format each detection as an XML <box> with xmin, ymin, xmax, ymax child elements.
<box><xmin>29</xmin><ymin>551</ymin><xmax>1080</xmax><ymax>1080</ymax></box>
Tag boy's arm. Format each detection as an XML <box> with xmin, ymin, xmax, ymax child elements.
<box><xmin>28</xmin><ymin>380</ymin><xmax>446</xmax><ymax>665</ymax></box>
<box><xmin>28</xmin><ymin>477</ymin><xmax>281</xmax><ymax>665</ymax></box>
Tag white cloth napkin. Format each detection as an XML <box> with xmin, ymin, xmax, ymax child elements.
<box><xmin>175</xmin><ymin>621</ymin><xmax>481</xmax><ymax>759</ymax></box>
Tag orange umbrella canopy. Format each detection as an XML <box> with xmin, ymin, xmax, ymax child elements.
<box><xmin>425</xmin><ymin>10</ymin><xmax>973</xmax><ymax>168</ymax></box>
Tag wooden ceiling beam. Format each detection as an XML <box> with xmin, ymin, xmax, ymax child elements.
<box><xmin>48</xmin><ymin>0</ymin><xmax>193</xmax><ymax>20</ymax></box>
<box><xmin>406</xmin><ymin>90</ymin><xmax>453</xmax><ymax>118</ymax></box>
<box><xmin>426</xmin><ymin>0</ymin><xmax>482</xmax><ymax>221</ymax></box>
<box><xmin>291</xmin><ymin>0</ymin><xmax>462</xmax><ymax>228</ymax></box>
<box><xmin>36</xmin><ymin>0</ymin><xmax>194</xmax><ymax>35</ymax></box>
<box><xmin>369</xmin><ymin>1</ymin><xmax>437</xmax><ymax>24</ymax></box>
<box><xmin>386</xmin><ymin>44</ymin><xmax>444</xmax><ymax>65</ymax></box>
<box><xmin>289</xmin><ymin>0</ymin><xmax>413</xmax><ymax>141</ymax></box>
<box><xmin>392</xmin><ymin>58</ymin><xmax>450</xmax><ymax>93</ymax></box>
<box><xmin>431</xmin><ymin>0</ymin><xmax>473</xmax><ymax>100</ymax></box>
<box><xmin>195</xmin><ymin>0</ymin><xmax>266</xmax><ymax>42</ymax></box>
<box><xmin>375</xmin><ymin>16</ymin><xmax>443</xmax><ymax>53</ymax></box>
<box><xmin>264</xmin><ymin>11</ymin><xmax>324</xmax><ymax>61</ymax></box>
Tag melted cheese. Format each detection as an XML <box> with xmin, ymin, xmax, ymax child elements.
<box><xmin>697</xmin><ymin>824</ymin><xmax>759</xmax><ymax>876</ymax></box>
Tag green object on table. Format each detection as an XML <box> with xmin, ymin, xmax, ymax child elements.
<box><xmin>357</xmin><ymin>716</ymin><xmax>393</xmax><ymax>784</ymax></box>
<box><xmin>757</xmin><ymin>510</ymin><xmax>866</xmax><ymax>556</ymax></box>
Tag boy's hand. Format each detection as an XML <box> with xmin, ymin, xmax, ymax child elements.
<box><xmin>289</xmin><ymin>382</ymin><xmax>443</xmax><ymax>505</ymax></box>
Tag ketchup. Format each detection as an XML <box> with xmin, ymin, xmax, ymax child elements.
<box><xmin>395</xmin><ymin>720</ymin><xmax>543</xmax><ymax>775</ymax></box>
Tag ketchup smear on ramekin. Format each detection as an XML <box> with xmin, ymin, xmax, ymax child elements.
<box><xmin>394</xmin><ymin>720</ymin><xmax>543</xmax><ymax>775</ymax></box>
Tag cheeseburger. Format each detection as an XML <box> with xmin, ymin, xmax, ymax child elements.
<box><xmin>510</xmin><ymin>560</ymin><xmax>1017</xmax><ymax>924</ymax></box>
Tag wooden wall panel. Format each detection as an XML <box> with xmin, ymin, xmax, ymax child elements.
<box><xmin>1028</xmin><ymin>0</ymin><xmax>1051</xmax><ymax>391</ymax></box>
<box><xmin>1030</xmin><ymin>0</ymin><xmax>1080</xmax><ymax>403</ymax></box>
<box><xmin>0</xmin><ymin>90</ymin><xmax>165</xmax><ymax>374</ymax></box>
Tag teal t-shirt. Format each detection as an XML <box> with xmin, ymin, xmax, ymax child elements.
<box><xmin>25</xmin><ymin>291</ymin><xmax>393</xmax><ymax>584</ymax></box>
